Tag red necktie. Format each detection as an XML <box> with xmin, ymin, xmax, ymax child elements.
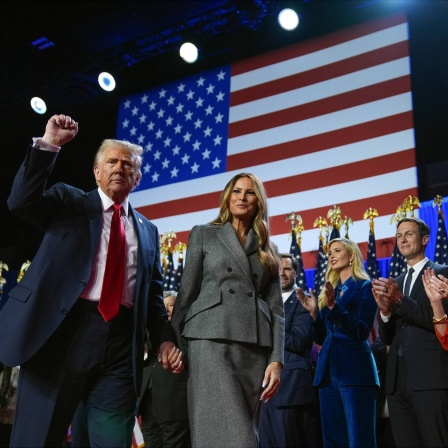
<box><xmin>99</xmin><ymin>203</ymin><xmax>126</xmax><ymax>321</ymax></box>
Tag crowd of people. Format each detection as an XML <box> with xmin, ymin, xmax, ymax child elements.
<box><xmin>1</xmin><ymin>114</ymin><xmax>448</xmax><ymax>447</ymax></box>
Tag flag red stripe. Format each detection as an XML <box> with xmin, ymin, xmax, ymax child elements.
<box><xmin>169</xmin><ymin>189</ymin><xmax>417</xmax><ymax>269</ymax></box>
<box><xmin>136</xmin><ymin>148</ymin><xmax>414</xmax><ymax>221</ymax></box>
<box><xmin>227</xmin><ymin>111</ymin><xmax>414</xmax><ymax>171</ymax></box>
<box><xmin>231</xmin><ymin>41</ymin><xmax>409</xmax><ymax>107</ymax></box>
<box><xmin>270</xmin><ymin>188</ymin><xmax>418</xmax><ymax>240</ymax></box>
<box><xmin>265</xmin><ymin>149</ymin><xmax>416</xmax><ymax>200</ymax></box>
<box><xmin>232</xmin><ymin>14</ymin><xmax>407</xmax><ymax>75</ymax></box>
<box><xmin>229</xmin><ymin>75</ymin><xmax>411</xmax><ymax>138</ymax></box>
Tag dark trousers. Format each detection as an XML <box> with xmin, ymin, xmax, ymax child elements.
<box><xmin>388</xmin><ymin>357</ymin><xmax>448</xmax><ymax>448</ymax></box>
<box><xmin>10</xmin><ymin>299</ymin><xmax>136</xmax><ymax>448</ymax></box>
<box><xmin>139</xmin><ymin>386</ymin><xmax>191</xmax><ymax>448</ymax></box>
<box><xmin>258</xmin><ymin>402</ymin><xmax>311</xmax><ymax>448</ymax></box>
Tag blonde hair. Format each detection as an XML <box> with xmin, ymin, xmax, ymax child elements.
<box><xmin>210</xmin><ymin>172</ymin><xmax>279</xmax><ymax>277</ymax></box>
<box><xmin>318</xmin><ymin>238</ymin><xmax>370</xmax><ymax>309</ymax></box>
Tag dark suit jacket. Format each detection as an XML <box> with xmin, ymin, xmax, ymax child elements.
<box><xmin>138</xmin><ymin>352</ymin><xmax>189</xmax><ymax>422</ymax></box>
<box><xmin>267</xmin><ymin>291</ymin><xmax>315</xmax><ymax>406</ymax></box>
<box><xmin>313</xmin><ymin>277</ymin><xmax>379</xmax><ymax>387</ymax></box>
<box><xmin>0</xmin><ymin>146</ymin><xmax>171</xmax><ymax>394</ymax></box>
<box><xmin>380</xmin><ymin>260</ymin><xmax>448</xmax><ymax>393</ymax></box>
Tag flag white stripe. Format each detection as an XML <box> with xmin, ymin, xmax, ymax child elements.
<box><xmin>228</xmin><ymin>92</ymin><xmax>412</xmax><ymax>155</ymax></box>
<box><xmin>231</xmin><ymin>23</ymin><xmax>408</xmax><ymax>91</ymax></box>
<box><xmin>149</xmin><ymin>168</ymin><xmax>417</xmax><ymax>235</ymax></box>
<box><xmin>131</xmin><ymin>129</ymin><xmax>415</xmax><ymax>208</ymax></box>
<box><xmin>229</xmin><ymin>57</ymin><xmax>410</xmax><ymax>123</ymax></box>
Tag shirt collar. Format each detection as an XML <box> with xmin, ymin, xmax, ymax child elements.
<box><xmin>97</xmin><ymin>187</ymin><xmax>129</xmax><ymax>216</ymax></box>
<box><xmin>406</xmin><ymin>257</ymin><xmax>429</xmax><ymax>276</ymax></box>
<box><xmin>282</xmin><ymin>284</ymin><xmax>297</xmax><ymax>302</ymax></box>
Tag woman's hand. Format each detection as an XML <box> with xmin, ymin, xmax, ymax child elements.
<box><xmin>260</xmin><ymin>361</ymin><xmax>282</xmax><ymax>403</ymax></box>
<box><xmin>297</xmin><ymin>287</ymin><xmax>318</xmax><ymax>320</ymax></box>
<box><xmin>423</xmin><ymin>268</ymin><xmax>448</xmax><ymax>302</ymax></box>
<box><xmin>158</xmin><ymin>342</ymin><xmax>184</xmax><ymax>374</ymax></box>
<box><xmin>324</xmin><ymin>281</ymin><xmax>335</xmax><ymax>309</ymax></box>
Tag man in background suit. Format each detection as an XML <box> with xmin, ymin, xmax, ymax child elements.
<box><xmin>139</xmin><ymin>291</ymin><xmax>190</xmax><ymax>447</ymax></box>
<box><xmin>0</xmin><ymin>114</ymin><xmax>183</xmax><ymax>447</ymax></box>
<box><xmin>259</xmin><ymin>253</ymin><xmax>316</xmax><ymax>448</ymax></box>
<box><xmin>372</xmin><ymin>217</ymin><xmax>448</xmax><ymax>447</ymax></box>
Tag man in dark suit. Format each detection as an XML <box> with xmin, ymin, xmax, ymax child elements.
<box><xmin>259</xmin><ymin>253</ymin><xmax>316</xmax><ymax>448</ymax></box>
<box><xmin>372</xmin><ymin>217</ymin><xmax>448</xmax><ymax>447</ymax></box>
<box><xmin>139</xmin><ymin>291</ymin><xmax>190</xmax><ymax>447</ymax></box>
<box><xmin>0</xmin><ymin>114</ymin><xmax>183</xmax><ymax>447</ymax></box>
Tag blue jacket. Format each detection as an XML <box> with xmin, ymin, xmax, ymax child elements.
<box><xmin>268</xmin><ymin>290</ymin><xmax>315</xmax><ymax>406</ymax></box>
<box><xmin>312</xmin><ymin>277</ymin><xmax>379</xmax><ymax>387</ymax></box>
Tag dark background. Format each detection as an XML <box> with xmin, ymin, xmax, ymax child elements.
<box><xmin>1</xmin><ymin>0</ymin><xmax>447</xmax><ymax>269</ymax></box>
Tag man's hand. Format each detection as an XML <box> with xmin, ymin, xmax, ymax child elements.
<box><xmin>42</xmin><ymin>114</ymin><xmax>78</xmax><ymax>147</ymax></box>
<box><xmin>158</xmin><ymin>342</ymin><xmax>184</xmax><ymax>374</ymax></box>
<box><xmin>372</xmin><ymin>277</ymin><xmax>402</xmax><ymax>315</ymax></box>
<box><xmin>297</xmin><ymin>287</ymin><xmax>318</xmax><ymax>320</ymax></box>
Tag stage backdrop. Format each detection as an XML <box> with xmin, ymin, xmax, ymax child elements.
<box><xmin>116</xmin><ymin>13</ymin><xmax>418</xmax><ymax>270</ymax></box>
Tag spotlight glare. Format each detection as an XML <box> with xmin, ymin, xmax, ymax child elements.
<box><xmin>30</xmin><ymin>97</ymin><xmax>47</xmax><ymax>114</ymax></box>
<box><xmin>98</xmin><ymin>72</ymin><xmax>116</xmax><ymax>91</ymax></box>
<box><xmin>278</xmin><ymin>8</ymin><xmax>299</xmax><ymax>31</ymax></box>
<box><xmin>179</xmin><ymin>42</ymin><xmax>198</xmax><ymax>63</ymax></box>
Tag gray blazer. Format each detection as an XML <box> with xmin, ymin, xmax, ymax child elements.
<box><xmin>171</xmin><ymin>222</ymin><xmax>285</xmax><ymax>365</ymax></box>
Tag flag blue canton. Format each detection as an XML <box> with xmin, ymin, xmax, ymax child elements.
<box><xmin>289</xmin><ymin>230</ymin><xmax>308</xmax><ymax>291</ymax></box>
<box><xmin>116</xmin><ymin>66</ymin><xmax>231</xmax><ymax>191</ymax></box>
<box><xmin>163</xmin><ymin>251</ymin><xmax>176</xmax><ymax>291</ymax></box>
<box><xmin>388</xmin><ymin>242</ymin><xmax>406</xmax><ymax>278</ymax></box>
<box><xmin>329</xmin><ymin>227</ymin><xmax>340</xmax><ymax>240</ymax></box>
<box><xmin>313</xmin><ymin>238</ymin><xmax>328</xmax><ymax>296</ymax></box>
<box><xmin>174</xmin><ymin>256</ymin><xmax>184</xmax><ymax>292</ymax></box>
<box><xmin>366</xmin><ymin>230</ymin><xmax>380</xmax><ymax>279</ymax></box>
<box><xmin>434</xmin><ymin>212</ymin><xmax>448</xmax><ymax>264</ymax></box>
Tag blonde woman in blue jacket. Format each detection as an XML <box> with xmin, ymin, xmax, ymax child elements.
<box><xmin>297</xmin><ymin>238</ymin><xmax>379</xmax><ymax>448</ymax></box>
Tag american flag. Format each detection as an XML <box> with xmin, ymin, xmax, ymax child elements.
<box><xmin>117</xmin><ymin>13</ymin><xmax>417</xmax><ymax>266</ymax></box>
<box><xmin>163</xmin><ymin>251</ymin><xmax>176</xmax><ymax>291</ymax></box>
<box><xmin>174</xmin><ymin>254</ymin><xmax>184</xmax><ymax>292</ymax></box>
<box><xmin>313</xmin><ymin>236</ymin><xmax>328</xmax><ymax>296</ymax></box>
<box><xmin>289</xmin><ymin>229</ymin><xmax>308</xmax><ymax>291</ymax></box>
<box><xmin>388</xmin><ymin>242</ymin><xmax>407</xmax><ymax>278</ymax></box>
<box><xmin>366</xmin><ymin>228</ymin><xmax>380</xmax><ymax>280</ymax></box>
<box><xmin>434</xmin><ymin>210</ymin><xmax>448</xmax><ymax>265</ymax></box>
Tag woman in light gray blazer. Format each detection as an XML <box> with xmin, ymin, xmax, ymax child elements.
<box><xmin>170</xmin><ymin>172</ymin><xmax>285</xmax><ymax>448</ymax></box>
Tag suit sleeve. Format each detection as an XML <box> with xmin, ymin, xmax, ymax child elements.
<box><xmin>170</xmin><ymin>225</ymin><xmax>204</xmax><ymax>347</ymax></box>
<box><xmin>392</xmin><ymin>265</ymin><xmax>448</xmax><ymax>332</ymax></box>
<box><xmin>8</xmin><ymin>145</ymin><xmax>70</xmax><ymax>229</ymax></box>
<box><xmin>285</xmin><ymin>302</ymin><xmax>313</xmax><ymax>355</ymax></box>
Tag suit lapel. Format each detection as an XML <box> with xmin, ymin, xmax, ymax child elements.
<box><xmin>82</xmin><ymin>190</ymin><xmax>103</xmax><ymax>263</ymax></box>
<box><xmin>217</xmin><ymin>222</ymin><xmax>258</xmax><ymax>289</ymax></box>
<box><xmin>410</xmin><ymin>260</ymin><xmax>433</xmax><ymax>297</ymax></box>
<box><xmin>129</xmin><ymin>206</ymin><xmax>148</xmax><ymax>299</ymax></box>
<box><xmin>284</xmin><ymin>291</ymin><xmax>296</xmax><ymax>313</ymax></box>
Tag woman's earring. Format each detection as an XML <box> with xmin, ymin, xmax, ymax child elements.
<box><xmin>349</xmin><ymin>260</ymin><xmax>352</xmax><ymax>266</ymax></box>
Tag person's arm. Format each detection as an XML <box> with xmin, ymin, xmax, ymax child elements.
<box><xmin>422</xmin><ymin>268</ymin><xmax>448</xmax><ymax>341</ymax></box>
<box><xmin>297</xmin><ymin>287</ymin><xmax>327</xmax><ymax>345</ymax></box>
<box><xmin>327</xmin><ymin>280</ymin><xmax>378</xmax><ymax>342</ymax></box>
<box><xmin>285</xmin><ymin>299</ymin><xmax>313</xmax><ymax>355</ymax></box>
<box><xmin>8</xmin><ymin>114</ymin><xmax>79</xmax><ymax>225</ymax></box>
